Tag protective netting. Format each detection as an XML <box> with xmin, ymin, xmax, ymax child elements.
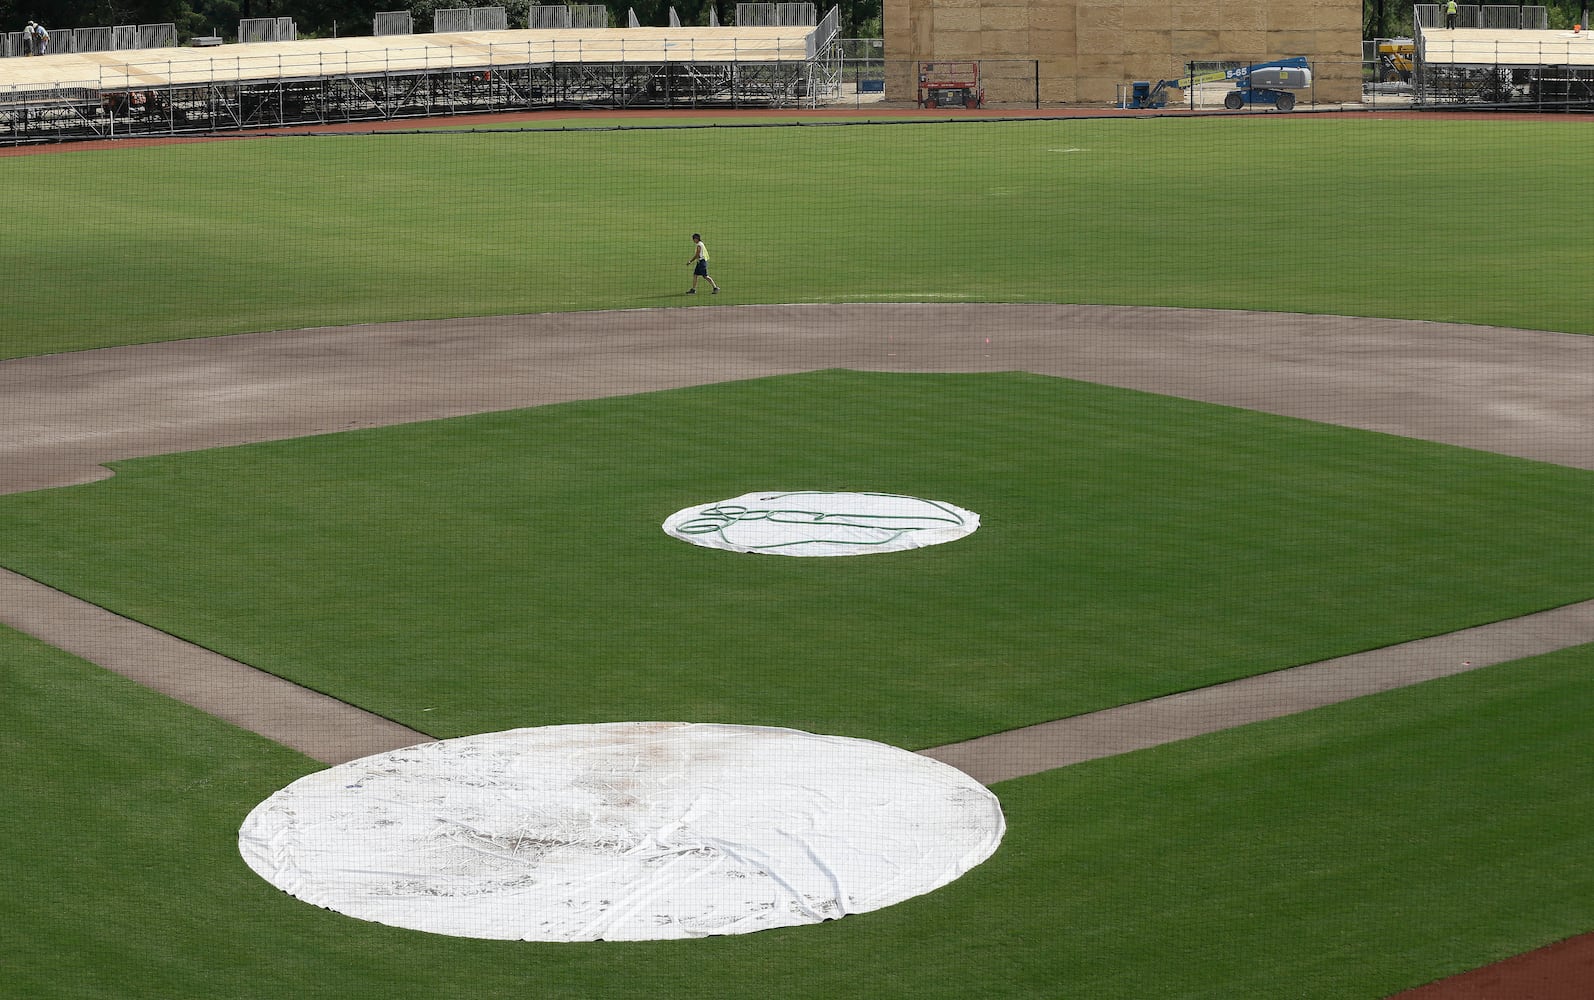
<box><xmin>663</xmin><ymin>491</ymin><xmax>980</xmax><ymax>556</ymax></box>
<box><xmin>736</xmin><ymin>3</ymin><xmax>774</xmax><ymax>25</ymax></box>
<box><xmin>237</xmin><ymin>17</ymin><xmax>296</xmax><ymax>43</ymax></box>
<box><xmin>239</xmin><ymin>723</ymin><xmax>1004</xmax><ymax>941</ymax></box>
<box><xmin>568</xmin><ymin>5</ymin><xmax>610</xmax><ymax>28</ymax></box>
<box><xmin>72</xmin><ymin>27</ymin><xmax>111</xmax><ymax>52</ymax></box>
<box><xmin>373</xmin><ymin>11</ymin><xmax>414</xmax><ymax>34</ymax></box>
<box><xmin>432</xmin><ymin>8</ymin><xmax>474</xmax><ymax>31</ymax></box>
<box><xmin>526</xmin><ymin>5</ymin><xmax>573</xmax><ymax>28</ymax></box>
<box><xmin>776</xmin><ymin>3</ymin><xmax>816</xmax><ymax>25</ymax></box>
<box><xmin>137</xmin><ymin>24</ymin><xmax>177</xmax><ymax>48</ymax></box>
<box><xmin>734</xmin><ymin>3</ymin><xmax>813</xmax><ymax>25</ymax></box>
<box><xmin>434</xmin><ymin>7</ymin><xmax>508</xmax><ymax>32</ymax></box>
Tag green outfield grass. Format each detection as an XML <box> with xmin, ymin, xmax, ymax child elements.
<box><xmin>4</xmin><ymin>115</ymin><xmax>1591</xmax><ymax>359</ymax></box>
<box><xmin>7</xmin><ymin>114</ymin><xmax>1594</xmax><ymax>999</ymax></box>
<box><xmin>10</xmin><ymin>622</ymin><xmax>1594</xmax><ymax>1000</ymax></box>
<box><xmin>0</xmin><ymin>371</ymin><xmax>1590</xmax><ymax>747</ymax></box>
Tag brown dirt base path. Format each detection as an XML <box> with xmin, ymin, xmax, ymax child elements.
<box><xmin>5</xmin><ymin>303</ymin><xmax>1594</xmax><ymax>996</ymax></box>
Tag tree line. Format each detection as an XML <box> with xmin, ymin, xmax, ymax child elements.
<box><xmin>3</xmin><ymin>0</ymin><xmax>879</xmax><ymax>41</ymax></box>
<box><xmin>1365</xmin><ymin>0</ymin><xmax>1590</xmax><ymax>37</ymax></box>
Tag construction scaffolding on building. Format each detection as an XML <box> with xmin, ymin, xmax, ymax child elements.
<box><xmin>0</xmin><ymin>5</ymin><xmax>841</xmax><ymax>144</ymax></box>
<box><xmin>1414</xmin><ymin>4</ymin><xmax>1594</xmax><ymax>106</ymax></box>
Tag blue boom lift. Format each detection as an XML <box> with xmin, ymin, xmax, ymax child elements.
<box><xmin>1123</xmin><ymin>78</ymin><xmax>1181</xmax><ymax>109</ymax></box>
<box><xmin>1223</xmin><ymin>56</ymin><xmax>1312</xmax><ymax>110</ymax></box>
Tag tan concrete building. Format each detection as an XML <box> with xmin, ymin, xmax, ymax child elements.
<box><xmin>883</xmin><ymin>0</ymin><xmax>1363</xmax><ymax>104</ymax></box>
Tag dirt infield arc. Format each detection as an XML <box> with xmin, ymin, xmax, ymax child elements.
<box><xmin>7</xmin><ymin>302</ymin><xmax>1594</xmax><ymax>759</ymax></box>
<box><xmin>5</xmin><ymin>302</ymin><xmax>1594</xmax><ymax>994</ymax></box>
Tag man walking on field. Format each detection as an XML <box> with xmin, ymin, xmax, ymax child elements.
<box><xmin>686</xmin><ymin>233</ymin><xmax>719</xmax><ymax>295</ymax></box>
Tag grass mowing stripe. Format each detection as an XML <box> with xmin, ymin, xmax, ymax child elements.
<box><xmin>4</xmin><ymin>117</ymin><xmax>1590</xmax><ymax>359</ymax></box>
<box><xmin>0</xmin><ymin>371</ymin><xmax>1590</xmax><ymax>747</ymax></box>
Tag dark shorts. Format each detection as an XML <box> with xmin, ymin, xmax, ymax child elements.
<box><xmin>694</xmin><ymin>259</ymin><xmax>709</xmax><ymax>276</ymax></box>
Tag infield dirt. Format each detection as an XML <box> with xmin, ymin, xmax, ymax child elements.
<box><xmin>4</xmin><ymin>303</ymin><xmax>1593</xmax><ymax>997</ymax></box>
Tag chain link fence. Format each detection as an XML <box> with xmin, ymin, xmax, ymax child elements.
<box><xmin>28</xmin><ymin>39</ymin><xmax>1594</xmax><ymax>144</ymax></box>
<box><xmin>820</xmin><ymin>58</ymin><xmax>1389</xmax><ymax>110</ymax></box>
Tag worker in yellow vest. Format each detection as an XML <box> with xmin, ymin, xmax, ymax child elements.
<box><xmin>1445</xmin><ymin>0</ymin><xmax>1459</xmax><ymax>29</ymax></box>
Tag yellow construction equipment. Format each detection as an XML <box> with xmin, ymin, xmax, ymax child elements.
<box><xmin>1378</xmin><ymin>39</ymin><xmax>1415</xmax><ymax>82</ymax></box>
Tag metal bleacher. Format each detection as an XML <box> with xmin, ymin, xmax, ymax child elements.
<box><xmin>1414</xmin><ymin>3</ymin><xmax>1594</xmax><ymax>106</ymax></box>
<box><xmin>0</xmin><ymin>4</ymin><xmax>843</xmax><ymax>144</ymax></box>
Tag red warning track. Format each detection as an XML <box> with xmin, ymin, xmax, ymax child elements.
<box><xmin>1389</xmin><ymin>932</ymin><xmax>1594</xmax><ymax>998</ymax></box>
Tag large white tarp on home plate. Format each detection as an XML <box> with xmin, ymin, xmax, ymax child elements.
<box><xmin>239</xmin><ymin>722</ymin><xmax>1004</xmax><ymax>941</ymax></box>
<box><xmin>663</xmin><ymin>491</ymin><xmax>980</xmax><ymax>555</ymax></box>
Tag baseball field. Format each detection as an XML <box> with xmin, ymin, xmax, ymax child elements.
<box><xmin>4</xmin><ymin>113</ymin><xmax>1594</xmax><ymax>998</ymax></box>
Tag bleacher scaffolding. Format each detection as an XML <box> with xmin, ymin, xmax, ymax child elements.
<box><xmin>1414</xmin><ymin>4</ymin><xmax>1594</xmax><ymax>107</ymax></box>
<box><xmin>0</xmin><ymin>5</ymin><xmax>842</xmax><ymax>144</ymax></box>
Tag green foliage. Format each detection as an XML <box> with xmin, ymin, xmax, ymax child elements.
<box><xmin>1365</xmin><ymin>0</ymin><xmax>1589</xmax><ymax>36</ymax></box>
<box><xmin>835</xmin><ymin>0</ymin><xmax>880</xmax><ymax>37</ymax></box>
<box><xmin>179</xmin><ymin>0</ymin><xmax>239</xmax><ymax>38</ymax></box>
<box><xmin>1544</xmin><ymin>1</ymin><xmax>1587</xmax><ymax>28</ymax></box>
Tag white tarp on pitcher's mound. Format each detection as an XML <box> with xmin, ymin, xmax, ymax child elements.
<box><xmin>663</xmin><ymin>491</ymin><xmax>979</xmax><ymax>555</ymax></box>
<box><xmin>239</xmin><ymin>722</ymin><xmax>1004</xmax><ymax>941</ymax></box>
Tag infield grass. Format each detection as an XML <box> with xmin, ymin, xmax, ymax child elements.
<box><xmin>0</xmin><ymin>371</ymin><xmax>1590</xmax><ymax>746</ymax></box>
<box><xmin>4</xmin><ymin>115</ymin><xmax>1591</xmax><ymax>359</ymax></box>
